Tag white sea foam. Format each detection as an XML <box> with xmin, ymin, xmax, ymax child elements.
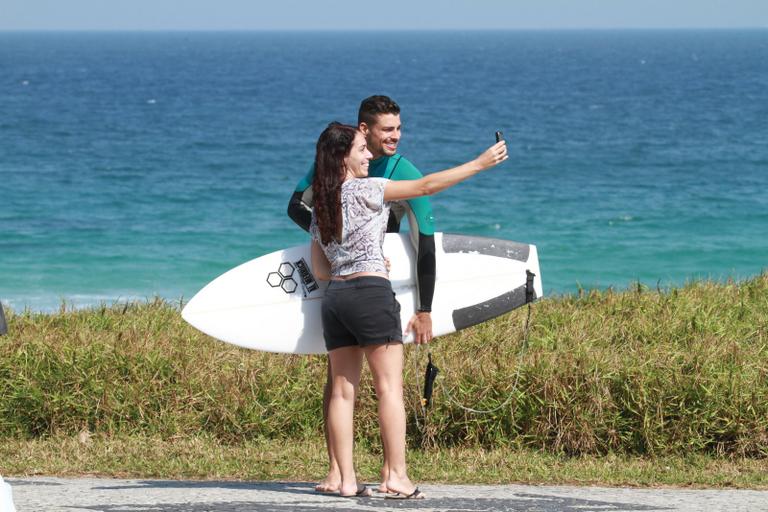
<box><xmin>2</xmin><ymin>294</ymin><xmax>163</xmax><ymax>314</ymax></box>
<box><xmin>608</xmin><ymin>215</ymin><xmax>634</xmax><ymax>226</ymax></box>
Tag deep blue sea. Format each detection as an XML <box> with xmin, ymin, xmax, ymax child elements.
<box><xmin>2</xmin><ymin>30</ymin><xmax>767</xmax><ymax>311</ymax></box>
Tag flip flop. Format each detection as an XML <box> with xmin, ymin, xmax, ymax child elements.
<box><xmin>375</xmin><ymin>487</ymin><xmax>399</xmax><ymax>496</ymax></box>
<box><xmin>340</xmin><ymin>485</ymin><xmax>373</xmax><ymax>498</ymax></box>
<box><xmin>385</xmin><ymin>487</ymin><xmax>425</xmax><ymax>499</ymax></box>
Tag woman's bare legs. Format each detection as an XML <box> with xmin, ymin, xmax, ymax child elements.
<box><xmin>327</xmin><ymin>346</ymin><xmax>365</xmax><ymax>497</ymax></box>
<box><xmin>363</xmin><ymin>342</ymin><xmax>418</xmax><ymax>496</ymax></box>
<box><xmin>316</xmin><ymin>357</ymin><xmax>390</xmax><ymax>493</ymax></box>
<box><xmin>315</xmin><ymin>359</ymin><xmax>341</xmax><ymax>492</ymax></box>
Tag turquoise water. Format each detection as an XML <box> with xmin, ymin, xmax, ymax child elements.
<box><xmin>2</xmin><ymin>30</ymin><xmax>767</xmax><ymax>311</ymax></box>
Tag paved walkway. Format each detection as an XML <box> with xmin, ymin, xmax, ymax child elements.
<box><xmin>6</xmin><ymin>477</ymin><xmax>768</xmax><ymax>511</ymax></box>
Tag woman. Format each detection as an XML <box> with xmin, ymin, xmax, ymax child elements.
<box><xmin>310</xmin><ymin>122</ymin><xmax>507</xmax><ymax>499</ymax></box>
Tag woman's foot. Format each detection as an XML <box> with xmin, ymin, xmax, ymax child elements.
<box><xmin>385</xmin><ymin>487</ymin><xmax>425</xmax><ymax>500</ymax></box>
<box><xmin>314</xmin><ymin>474</ymin><xmax>341</xmax><ymax>493</ymax></box>
<box><xmin>385</xmin><ymin>475</ymin><xmax>423</xmax><ymax>499</ymax></box>
<box><xmin>377</xmin><ymin>470</ymin><xmax>389</xmax><ymax>493</ymax></box>
<box><xmin>339</xmin><ymin>484</ymin><xmax>372</xmax><ymax>498</ymax></box>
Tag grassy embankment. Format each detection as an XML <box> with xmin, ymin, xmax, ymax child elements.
<box><xmin>1</xmin><ymin>275</ymin><xmax>767</xmax><ymax>487</ymax></box>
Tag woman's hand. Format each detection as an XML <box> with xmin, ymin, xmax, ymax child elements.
<box><xmin>474</xmin><ymin>140</ymin><xmax>508</xmax><ymax>172</ymax></box>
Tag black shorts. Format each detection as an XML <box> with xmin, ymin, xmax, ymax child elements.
<box><xmin>321</xmin><ymin>276</ymin><xmax>403</xmax><ymax>351</ymax></box>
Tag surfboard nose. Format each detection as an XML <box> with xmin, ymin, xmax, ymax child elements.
<box><xmin>180</xmin><ymin>297</ymin><xmax>196</xmax><ymax>322</ymax></box>
<box><xmin>0</xmin><ymin>476</ymin><xmax>17</xmax><ymax>512</ymax></box>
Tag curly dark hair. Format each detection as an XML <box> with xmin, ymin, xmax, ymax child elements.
<box><xmin>312</xmin><ymin>122</ymin><xmax>359</xmax><ymax>245</ymax></box>
<box><xmin>357</xmin><ymin>95</ymin><xmax>400</xmax><ymax>127</ymax></box>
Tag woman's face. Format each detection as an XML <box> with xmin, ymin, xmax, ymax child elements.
<box><xmin>344</xmin><ymin>132</ymin><xmax>373</xmax><ymax>179</ymax></box>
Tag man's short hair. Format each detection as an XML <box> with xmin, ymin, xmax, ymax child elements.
<box><xmin>358</xmin><ymin>95</ymin><xmax>400</xmax><ymax>126</ymax></box>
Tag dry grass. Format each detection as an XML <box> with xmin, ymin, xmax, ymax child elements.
<box><xmin>1</xmin><ymin>435</ymin><xmax>767</xmax><ymax>488</ymax></box>
<box><xmin>1</xmin><ymin>275</ymin><xmax>767</xmax><ymax>483</ymax></box>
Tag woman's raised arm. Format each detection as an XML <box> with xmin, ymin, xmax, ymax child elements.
<box><xmin>383</xmin><ymin>141</ymin><xmax>507</xmax><ymax>202</ymax></box>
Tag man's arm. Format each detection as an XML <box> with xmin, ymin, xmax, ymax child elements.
<box><xmin>415</xmin><ymin>233</ymin><xmax>436</xmax><ymax>313</ymax></box>
<box><xmin>287</xmin><ymin>191</ymin><xmax>312</xmax><ymax>232</ymax></box>
<box><xmin>390</xmin><ymin>157</ymin><xmax>436</xmax><ymax>344</ymax></box>
<box><xmin>287</xmin><ymin>165</ymin><xmax>316</xmax><ymax>233</ymax></box>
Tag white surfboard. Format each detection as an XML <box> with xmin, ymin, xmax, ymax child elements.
<box><xmin>182</xmin><ymin>233</ymin><xmax>543</xmax><ymax>354</ymax></box>
<box><xmin>0</xmin><ymin>476</ymin><xmax>17</xmax><ymax>512</ymax></box>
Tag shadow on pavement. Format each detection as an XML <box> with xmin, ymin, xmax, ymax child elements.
<box><xmin>68</xmin><ymin>481</ymin><xmax>673</xmax><ymax>512</ymax></box>
<box><xmin>92</xmin><ymin>480</ymin><xmax>314</xmax><ymax>494</ymax></box>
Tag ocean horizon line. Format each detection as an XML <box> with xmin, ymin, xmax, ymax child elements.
<box><xmin>1</xmin><ymin>27</ymin><xmax>766</xmax><ymax>34</ymax></box>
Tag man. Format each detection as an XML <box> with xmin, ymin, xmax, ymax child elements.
<box><xmin>287</xmin><ymin>95</ymin><xmax>436</xmax><ymax>493</ymax></box>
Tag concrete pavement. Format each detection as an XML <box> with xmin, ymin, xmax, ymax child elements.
<box><xmin>7</xmin><ymin>477</ymin><xmax>768</xmax><ymax>511</ymax></box>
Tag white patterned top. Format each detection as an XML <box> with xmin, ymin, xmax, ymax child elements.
<box><xmin>310</xmin><ymin>177</ymin><xmax>390</xmax><ymax>277</ymax></box>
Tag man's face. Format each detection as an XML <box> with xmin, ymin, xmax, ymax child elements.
<box><xmin>360</xmin><ymin>113</ymin><xmax>401</xmax><ymax>159</ymax></box>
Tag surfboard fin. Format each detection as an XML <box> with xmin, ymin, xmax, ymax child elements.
<box><xmin>422</xmin><ymin>352</ymin><xmax>440</xmax><ymax>408</ymax></box>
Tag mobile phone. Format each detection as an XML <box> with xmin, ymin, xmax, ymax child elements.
<box><xmin>495</xmin><ymin>131</ymin><xmax>504</xmax><ymax>143</ymax></box>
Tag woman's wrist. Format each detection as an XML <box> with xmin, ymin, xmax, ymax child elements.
<box><xmin>471</xmin><ymin>158</ymin><xmax>487</xmax><ymax>173</ymax></box>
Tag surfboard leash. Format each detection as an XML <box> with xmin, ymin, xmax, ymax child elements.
<box><xmin>415</xmin><ymin>300</ymin><xmax>533</xmax><ymax>419</ymax></box>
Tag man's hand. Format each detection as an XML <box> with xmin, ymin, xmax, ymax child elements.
<box><xmin>405</xmin><ymin>311</ymin><xmax>433</xmax><ymax>344</ymax></box>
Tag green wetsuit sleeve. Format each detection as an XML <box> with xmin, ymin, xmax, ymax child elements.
<box><xmin>294</xmin><ymin>164</ymin><xmax>315</xmax><ymax>193</ymax></box>
<box><xmin>389</xmin><ymin>158</ymin><xmax>435</xmax><ymax>236</ymax></box>
<box><xmin>390</xmin><ymin>157</ymin><xmax>436</xmax><ymax>312</ymax></box>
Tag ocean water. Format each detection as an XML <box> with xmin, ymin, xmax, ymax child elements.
<box><xmin>2</xmin><ymin>30</ymin><xmax>767</xmax><ymax>311</ymax></box>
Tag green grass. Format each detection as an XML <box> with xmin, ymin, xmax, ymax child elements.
<box><xmin>1</xmin><ymin>435</ymin><xmax>766</xmax><ymax>488</ymax></box>
<box><xmin>1</xmin><ymin>275</ymin><xmax>768</xmax><ymax>485</ymax></box>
